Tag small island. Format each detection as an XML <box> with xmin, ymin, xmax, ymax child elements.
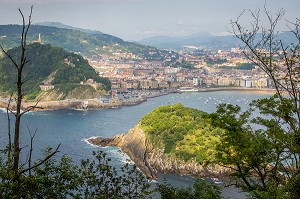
<box><xmin>88</xmin><ymin>103</ymin><xmax>231</xmax><ymax>179</ymax></box>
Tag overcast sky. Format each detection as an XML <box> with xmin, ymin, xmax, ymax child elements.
<box><xmin>0</xmin><ymin>0</ymin><xmax>299</xmax><ymax>41</ymax></box>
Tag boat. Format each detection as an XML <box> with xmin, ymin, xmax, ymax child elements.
<box><xmin>178</xmin><ymin>87</ymin><xmax>199</xmax><ymax>92</ymax></box>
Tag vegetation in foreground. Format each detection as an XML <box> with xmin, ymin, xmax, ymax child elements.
<box><xmin>1</xmin><ymin>4</ymin><xmax>300</xmax><ymax>199</ymax></box>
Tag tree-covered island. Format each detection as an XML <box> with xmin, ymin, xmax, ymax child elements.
<box><xmin>88</xmin><ymin>103</ymin><xmax>228</xmax><ymax>179</ymax></box>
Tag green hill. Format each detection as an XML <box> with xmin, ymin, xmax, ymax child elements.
<box><xmin>0</xmin><ymin>24</ymin><xmax>178</xmax><ymax>61</ymax></box>
<box><xmin>140</xmin><ymin>103</ymin><xmax>223</xmax><ymax>164</ymax></box>
<box><xmin>0</xmin><ymin>43</ymin><xmax>110</xmax><ymax>99</ymax></box>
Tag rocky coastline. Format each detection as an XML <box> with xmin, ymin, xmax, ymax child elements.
<box><xmin>88</xmin><ymin>124</ymin><xmax>231</xmax><ymax>180</ymax></box>
<box><xmin>0</xmin><ymin>89</ymin><xmax>176</xmax><ymax>111</ymax></box>
<box><xmin>0</xmin><ymin>99</ymin><xmax>120</xmax><ymax>111</ymax></box>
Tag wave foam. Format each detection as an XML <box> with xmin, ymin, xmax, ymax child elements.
<box><xmin>82</xmin><ymin>137</ymin><xmax>135</xmax><ymax>165</ymax></box>
<box><xmin>82</xmin><ymin>137</ymin><xmax>101</xmax><ymax>148</ymax></box>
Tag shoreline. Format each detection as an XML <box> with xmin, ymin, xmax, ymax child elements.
<box><xmin>196</xmin><ymin>87</ymin><xmax>276</xmax><ymax>94</ymax></box>
<box><xmin>0</xmin><ymin>87</ymin><xmax>276</xmax><ymax>111</ymax></box>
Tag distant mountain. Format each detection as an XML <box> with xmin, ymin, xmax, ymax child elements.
<box><xmin>139</xmin><ymin>32</ymin><xmax>239</xmax><ymax>50</ymax></box>
<box><xmin>0</xmin><ymin>24</ymin><xmax>175</xmax><ymax>60</ymax></box>
<box><xmin>0</xmin><ymin>43</ymin><xmax>111</xmax><ymax>99</ymax></box>
<box><xmin>139</xmin><ymin>35</ymin><xmax>180</xmax><ymax>46</ymax></box>
<box><xmin>139</xmin><ymin>31</ymin><xmax>298</xmax><ymax>51</ymax></box>
<box><xmin>35</xmin><ymin>21</ymin><xmax>104</xmax><ymax>35</ymax></box>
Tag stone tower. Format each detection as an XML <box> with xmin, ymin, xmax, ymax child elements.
<box><xmin>38</xmin><ymin>33</ymin><xmax>42</xmax><ymax>44</ymax></box>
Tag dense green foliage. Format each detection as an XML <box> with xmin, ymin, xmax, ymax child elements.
<box><xmin>156</xmin><ymin>179</ymin><xmax>223</xmax><ymax>199</ymax></box>
<box><xmin>140</xmin><ymin>103</ymin><xmax>222</xmax><ymax>163</ymax></box>
<box><xmin>235</xmin><ymin>62</ymin><xmax>255</xmax><ymax>70</ymax></box>
<box><xmin>0</xmin><ymin>43</ymin><xmax>111</xmax><ymax>98</ymax></box>
<box><xmin>204</xmin><ymin>57</ymin><xmax>227</xmax><ymax>66</ymax></box>
<box><xmin>171</xmin><ymin>60</ymin><xmax>195</xmax><ymax>69</ymax></box>
<box><xmin>0</xmin><ymin>25</ymin><xmax>179</xmax><ymax>61</ymax></box>
<box><xmin>0</xmin><ymin>148</ymin><xmax>225</xmax><ymax>199</ymax></box>
<box><xmin>209</xmin><ymin>97</ymin><xmax>300</xmax><ymax>198</ymax></box>
<box><xmin>139</xmin><ymin>98</ymin><xmax>300</xmax><ymax>198</ymax></box>
<box><xmin>220</xmin><ymin>62</ymin><xmax>255</xmax><ymax>70</ymax></box>
<box><xmin>0</xmin><ymin>150</ymin><xmax>150</xmax><ymax>198</ymax></box>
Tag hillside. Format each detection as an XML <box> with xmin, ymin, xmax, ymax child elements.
<box><xmin>35</xmin><ymin>21</ymin><xmax>104</xmax><ymax>35</ymax></box>
<box><xmin>140</xmin><ymin>103</ymin><xmax>222</xmax><ymax>163</ymax></box>
<box><xmin>0</xmin><ymin>24</ymin><xmax>178</xmax><ymax>60</ymax></box>
<box><xmin>0</xmin><ymin>43</ymin><xmax>110</xmax><ymax>100</ymax></box>
<box><xmin>88</xmin><ymin>103</ymin><xmax>229</xmax><ymax>179</ymax></box>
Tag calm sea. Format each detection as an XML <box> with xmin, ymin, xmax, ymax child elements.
<box><xmin>0</xmin><ymin>91</ymin><xmax>271</xmax><ymax>198</ymax></box>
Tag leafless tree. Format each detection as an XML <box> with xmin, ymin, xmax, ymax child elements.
<box><xmin>0</xmin><ymin>6</ymin><xmax>60</xmax><ymax>197</ymax></box>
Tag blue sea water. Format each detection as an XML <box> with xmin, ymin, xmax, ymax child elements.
<box><xmin>0</xmin><ymin>91</ymin><xmax>271</xmax><ymax>198</ymax></box>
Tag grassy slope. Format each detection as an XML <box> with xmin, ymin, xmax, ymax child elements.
<box><xmin>140</xmin><ymin>103</ymin><xmax>223</xmax><ymax>164</ymax></box>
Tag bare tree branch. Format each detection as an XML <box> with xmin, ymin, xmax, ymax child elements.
<box><xmin>12</xmin><ymin>6</ymin><xmax>34</xmax><ymax>179</ymax></box>
<box><xmin>0</xmin><ymin>45</ymin><xmax>19</xmax><ymax>69</ymax></box>
<box><xmin>19</xmin><ymin>144</ymin><xmax>61</xmax><ymax>175</ymax></box>
<box><xmin>6</xmin><ymin>94</ymin><xmax>13</xmax><ymax>161</ymax></box>
<box><xmin>20</xmin><ymin>99</ymin><xmax>43</xmax><ymax>116</ymax></box>
<box><xmin>27</xmin><ymin>126</ymin><xmax>37</xmax><ymax>177</ymax></box>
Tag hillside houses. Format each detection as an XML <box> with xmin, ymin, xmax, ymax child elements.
<box><xmin>87</xmin><ymin>47</ymin><xmax>280</xmax><ymax>93</ymax></box>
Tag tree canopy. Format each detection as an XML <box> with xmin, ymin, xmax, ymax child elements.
<box><xmin>140</xmin><ymin>103</ymin><xmax>223</xmax><ymax>164</ymax></box>
<box><xmin>0</xmin><ymin>43</ymin><xmax>111</xmax><ymax>97</ymax></box>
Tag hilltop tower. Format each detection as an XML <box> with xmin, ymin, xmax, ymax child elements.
<box><xmin>32</xmin><ymin>33</ymin><xmax>43</xmax><ymax>44</ymax></box>
<box><xmin>38</xmin><ymin>33</ymin><xmax>42</xmax><ymax>44</ymax></box>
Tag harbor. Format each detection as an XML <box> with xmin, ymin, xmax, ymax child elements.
<box><xmin>0</xmin><ymin>87</ymin><xmax>275</xmax><ymax>111</ymax></box>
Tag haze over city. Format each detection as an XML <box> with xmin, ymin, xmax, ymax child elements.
<box><xmin>0</xmin><ymin>0</ymin><xmax>299</xmax><ymax>40</ymax></box>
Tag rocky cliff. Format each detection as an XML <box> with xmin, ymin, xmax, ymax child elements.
<box><xmin>88</xmin><ymin>124</ymin><xmax>231</xmax><ymax>179</ymax></box>
<box><xmin>37</xmin><ymin>85</ymin><xmax>106</xmax><ymax>101</ymax></box>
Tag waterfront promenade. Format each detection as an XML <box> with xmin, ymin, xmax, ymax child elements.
<box><xmin>196</xmin><ymin>87</ymin><xmax>276</xmax><ymax>94</ymax></box>
<box><xmin>0</xmin><ymin>87</ymin><xmax>275</xmax><ymax>111</ymax></box>
<box><xmin>0</xmin><ymin>89</ymin><xmax>176</xmax><ymax>111</ymax></box>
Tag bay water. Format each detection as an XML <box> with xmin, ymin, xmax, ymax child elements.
<box><xmin>0</xmin><ymin>91</ymin><xmax>271</xmax><ymax>198</ymax></box>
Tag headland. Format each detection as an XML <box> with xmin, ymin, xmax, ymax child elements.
<box><xmin>87</xmin><ymin>124</ymin><xmax>231</xmax><ymax>180</ymax></box>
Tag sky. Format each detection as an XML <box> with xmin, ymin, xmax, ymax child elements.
<box><xmin>0</xmin><ymin>0</ymin><xmax>299</xmax><ymax>41</ymax></box>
